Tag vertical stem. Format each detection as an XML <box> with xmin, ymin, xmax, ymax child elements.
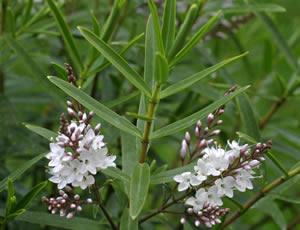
<box><xmin>0</xmin><ymin>0</ymin><xmax>8</xmax><ymax>94</ymax></box>
<box><xmin>139</xmin><ymin>84</ymin><xmax>161</xmax><ymax>163</ymax></box>
<box><xmin>92</xmin><ymin>185</ymin><xmax>117</xmax><ymax>230</ymax></box>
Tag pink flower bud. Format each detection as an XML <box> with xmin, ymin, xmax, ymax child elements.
<box><xmin>82</xmin><ymin>113</ymin><xmax>87</xmax><ymax>122</ymax></box>
<box><xmin>195</xmin><ymin>220</ymin><xmax>201</xmax><ymax>227</ymax></box>
<box><xmin>70</xmin><ymin>203</ymin><xmax>76</xmax><ymax>209</ymax></box>
<box><xmin>197</xmin><ymin>120</ymin><xmax>202</xmax><ymax>129</ymax></box>
<box><xmin>258</xmin><ymin>157</ymin><xmax>265</xmax><ymax>162</ymax></box>
<box><xmin>256</xmin><ymin>143</ymin><xmax>262</xmax><ymax>149</ymax></box>
<box><xmin>215</xmin><ymin>218</ymin><xmax>221</xmax><ymax>224</ymax></box>
<box><xmin>216</xmin><ymin>120</ymin><xmax>223</xmax><ymax>125</ymax></box>
<box><xmin>187</xmin><ymin>208</ymin><xmax>193</xmax><ymax>214</ymax></box>
<box><xmin>74</xmin><ymin>194</ymin><xmax>80</xmax><ymax>200</ymax></box>
<box><xmin>180</xmin><ymin>217</ymin><xmax>185</xmax><ymax>224</ymax></box>
<box><xmin>63</xmin><ymin>194</ymin><xmax>68</xmax><ymax>199</ymax></box>
<box><xmin>94</xmin><ymin>123</ymin><xmax>101</xmax><ymax>133</ymax></box>
<box><xmin>201</xmin><ymin>216</ymin><xmax>209</xmax><ymax>222</ymax></box>
<box><xmin>87</xmin><ymin>198</ymin><xmax>93</xmax><ymax>203</ymax></box>
<box><xmin>77</xmin><ymin>206</ymin><xmax>82</xmax><ymax>211</ymax></box>
<box><xmin>66</xmin><ymin>101</ymin><xmax>73</xmax><ymax>108</ymax></box>
<box><xmin>51</xmin><ymin>208</ymin><xmax>57</xmax><ymax>214</ymax></box>
<box><xmin>209</xmin><ymin>130</ymin><xmax>220</xmax><ymax>136</ymax></box>
<box><xmin>249</xmin><ymin>160</ymin><xmax>260</xmax><ymax>167</ymax></box>
<box><xmin>204</xmin><ymin>127</ymin><xmax>209</xmax><ymax>134</ymax></box>
<box><xmin>205</xmin><ymin>221</ymin><xmax>212</xmax><ymax>228</ymax></box>
<box><xmin>66</xmin><ymin>212</ymin><xmax>75</xmax><ymax>219</ymax></box>
<box><xmin>67</xmin><ymin>108</ymin><xmax>76</xmax><ymax>117</ymax></box>
<box><xmin>78</xmin><ymin>111</ymin><xmax>83</xmax><ymax>119</ymax></box>
<box><xmin>207</xmin><ymin>113</ymin><xmax>214</xmax><ymax>121</ymax></box>
<box><xmin>240</xmin><ymin>144</ymin><xmax>248</xmax><ymax>153</ymax></box>
<box><xmin>195</xmin><ymin>127</ymin><xmax>200</xmax><ymax>137</ymax></box>
<box><xmin>60</xmin><ymin>209</ymin><xmax>66</xmax><ymax>216</ymax></box>
<box><xmin>218</xmin><ymin>109</ymin><xmax>225</xmax><ymax>115</ymax></box>
<box><xmin>210</xmin><ymin>220</ymin><xmax>216</xmax><ymax>225</ymax></box>
<box><xmin>243</xmin><ymin>164</ymin><xmax>251</xmax><ymax>170</ymax></box>
<box><xmin>88</xmin><ymin>111</ymin><xmax>94</xmax><ymax>120</ymax></box>
<box><xmin>185</xmin><ymin>132</ymin><xmax>191</xmax><ymax>144</ymax></box>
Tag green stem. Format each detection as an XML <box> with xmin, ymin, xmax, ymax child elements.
<box><xmin>221</xmin><ymin>167</ymin><xmax>300</xmax><ymax>229</ymax></box>
<box><xmin>0</xmin><ymin>0</ymin><xmax>8</xmax><ymax>94</ymax></box>
<box><xmin>139</xmin><ymin>83</ymin><xmax>161</xmax><ymax>163</ymax></box>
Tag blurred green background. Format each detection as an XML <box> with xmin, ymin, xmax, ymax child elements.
<box><xmin>0</xmin><ymin>0</ymin><xmax>299</xmax><ymax>229</ymax></box>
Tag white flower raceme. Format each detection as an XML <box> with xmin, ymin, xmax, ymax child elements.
<box><xmin>46</xmin><ymin>116</ymin><xmax>116</xmax><ymax>190</ymax></box>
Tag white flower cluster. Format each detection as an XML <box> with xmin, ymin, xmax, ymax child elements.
<box><xmin>174</xmin><ymin>140</ymin><xmax>269</xmax><ymax>227</ymax></box>
<box><xmin>46</xmin><ymin>119</ymin><xmax>116</xmax><ymax>190</ymax></box>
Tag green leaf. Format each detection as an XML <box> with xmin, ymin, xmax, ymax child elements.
<box><xmin>90</xmin><ymin>10</ymin><xmax>100</xmax><ymax>36</ymax></box>
<box><xmin>104</xmin><ymin>91</ymin><xmax>140</xmax><ymax>109</ymax></box>
<box><xmin>252</xmin><ymin>197</ymin><xmax>286</xmax><ymax>230</ymax></box>
<box><xmin>21</xmin><ymin>0</ymin><xmax>33</xmax><ymax>26</ymax></box>
<box><xmin>46</xmin><ymin>0</ymin><xmax>83</xmax><ymax>71</ymax></box>
<box><xmin>6</xmin><ymin>179</ymin><xmax>15</xmax><ymax>216</ymax></box>
<box><xmin>121</xmin><ymin>131</ymin><xmax>138</xmax><ymax>176</ymax></box>
<box><xmin>120</xmin><ymin>208</ymin><xmax>138</xmax><ymax>230</ymax></box>
<box><xmin>14</xmin><ymin>181</ymin><xmax>48</xmax><ymax>211</ymax></box>
<box><xmin>160</xmin><ymin>52</ymin><xmax>247</xmax><ymax>99</ymax></box>
<box><xmin>51</xmin><ymin>62</ymin><xmax>68</xmax><ymax>81</ymax></box>
<box><xmin>0</xmin><ymin>153</ymin><xmax>47</xmax><ymax>193</ymax></box>
<box><xmin>151</xmin><ymin>86</ymin><xmax>250</xmax><ymax>139</ymax></box>
<box><xmin>155</xmin><ymin>52</ymin><xmax>169</xmax><ymax>84</ymax></box>
<box><xmin>5</xmin><ymin>37</ymin><xmax>65</xmax><ymax>104</ymax></box>
<box><xmin>255</xmin><ymin>11</ymin><xmax>300</xmax><ymax>73</ymax></box>
<box><xmin>168</xmin><ymin>4</ymin><xmax>198</xmax><ymax>60</ymax></box>
<box><xmin>161</xmin><ymin>0</ymin><xmax>176</xmax><ymax>55</ymax></box>
<box><xmin>7</xmin><ymin>7</ymin><xmax>16</xmax><ymax>38</ymax></box>
<box><xmin>150</xmin><ymin>162</ymin><xmax>196</xmax><ymax>184</ymax></box>
<box><xmin>269</xmin><ymin>193</ymin><xmax>300</xmax><ymax>204</ymax></box>
<box><xmin>0</xmin><ymin>209</ymin><xmax>106</xmax><ymax>230</ymax></box>
<box><xmin>5</xmin><ymin>209</ymin><xmax>25</xmax><ymax>222</ymax></box>
<box><xmin>236</xmin><ymin>132</ymin><xmax>257</xmax><ymax>143</ymax></box>
<box><xmin>220</xmin><ymin>4</ymin><xmax>286</xmax><ymax>14</ymax></box>
<box><xmin>78</xmin><ymin>27</ymin><xmax>152</xmax><ymax>97</ymax></box>
<box><xmin>170</xmin><ymin>11</ymin><xmax>221</xmax><ymax>67</ymax></box>
<box><xmin>102</xmin><ymin>167</ymin><xmax>130</xmax><ymax>183</ymax></box>
<box><xmin>129</xmin><ymin>163</ymin><xmax>150</xmax><ymax>219</ymax></box>
<box><xmin>48</xmin><ymin>76</ymin><xmax>142</xmax><ymax>138</ymax></box>
<box><xmin>236</xmin><ymin>93</ymin><xmax>261</xmax><ymax>141</ymax></box>
<box><xmin>24</xmin><ymin>123</ymin><xmax>57</xmax><ymax>141</ymax></box>
<box><xmin>126</xmin><ymin>112</ymin><xmax>155</xmax><ymax>121</ymax></box>
<box><xmin>147</xmin><ymin>0</ymin><xmax>165</xmax><ymax>54</ymax></box>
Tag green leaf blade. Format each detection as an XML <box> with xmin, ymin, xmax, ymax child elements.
<box><xmin>151</xmin><ymin>86</ymin><xmax>250</xmax><ymax>139</ymax></box>
<box><xmin>129</xmin><ymin>163</ymin><xmax>150</xmax><ymax>219</ymax></box>
<box><xmin>162</xmin><ymin>0</ymin><xmax>176</xmax><ymax>55</ymax></box>
<box><xmin>120</xmin><ymin>208</ymin><xmax>138</xmax><ymax>230</ymax></box>
<box><xmin>160</xmin><ymin>52</ymin><xmax>247</xmax><ymax>99</ymax></box>
<box><xmin>78</xmin><ymin>27</ymin><xmax>152</xmax><ymax>97</ymax></box>
<box><xmin>24</xmin><ymin>123</ymin><xmax>57</xmax><ymax>141</ymax></box>
<box><xmin>48</xmin><ymin>76</ymin><xmax>142</xmax><ymax>138</ymax></box>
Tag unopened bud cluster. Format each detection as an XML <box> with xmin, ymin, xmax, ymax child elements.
<box><xmin>46</xmin><ymin>64</ymin><xmax>116</xmax><ymax>190</ymax></box>
<box><xmin>42</xmin><ymin>186</ymin><xmax>93</xmax><ymax>219</ymax></box>
<box><xmin>174</xmin><ymin>86</ymin><xmax>272</xmax><ymax>228</ymax></box>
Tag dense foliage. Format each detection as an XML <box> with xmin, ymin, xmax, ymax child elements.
<box><xmin>0</xmin><ymin>0</ymin><xmax>299</xmax><ymax>229</ymax></box>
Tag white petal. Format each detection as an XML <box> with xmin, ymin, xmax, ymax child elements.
<box><xmin>178</xmin><ymin>182</ymin><xmax>189</xmax><ymax>191</ymax></box>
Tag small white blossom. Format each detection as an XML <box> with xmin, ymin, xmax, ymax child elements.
<box><xmin>206</xmin><ymin>186</ymin><xmax>223</xmax><ymax>206</ymax></box>
<box><xmin>214</xmin><ymin>176</ymin><xmax>235</xmax><ymax>198</ymax></box>
<box><xmin>174</xmin><ymin>172</ymin><xmax>204</xmax><ymax>191</ymax></box>
<box><xmin>234</xmin><ymin>169</ymin><xmax>255</xmax><ymax>192</ymax></box>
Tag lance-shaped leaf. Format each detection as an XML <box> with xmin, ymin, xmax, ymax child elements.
<box><xmin>151</xmin><ymin>86</ymin><xmax>249</xmax><ymax>139</ymax></box>
<box><xmin>46</xmin><ymin>0</ymin><xmax>83</xmax><ymax>71</ymax></box>
<box><xmin>155</xmin><ymin>52</ymin><xmax>169</xmax><ymax>84</ymax></box>
<box><xmin>0</xmin><ymin>153</ymin><xmax>47</xmax><ymax>192</ymax></box>
<box><xmin>129</xmin><ymin>163</ymin><xmax>150</xmax><ymax>219</ymax></box>
<box><xmin>14</xmin><ymin>181</ymin><xmax>48</xmax><ymax>211</ymax></box>
<box><xmin>161</xmin><ymin>0</ymin><xmax>176</xmax><ymax>55</ymax></box>
<box><xmin>120</xmin><ymin>208</ymin><xmax>138</xmax><ymax>230</ymax></box>
<box><xmin>24</xmin><ymin>123</ymin><xmax>57</xmax><ymax>141</ymax></box>
<box><xmin>236</xmin><ymin>93</ymin><xmax>261</xmax><ymax>141</ymax></box>
<box><xmin>78</xmin><ymin>26</ymin><xmax>152</xmax><ymax>97</ymax></box>
<box><xmin>121</xmin><ymin>131</ymin><xmax>138</xmax><ymax>176</ymax></box>
<box><xmin>170</xmin><ymin>11</ymin><xmax>221</xmax><ymax>67</ymax></box>
<box><xmin>211</xmin><ymin>3</ymin><xmax>285</xmax><ymax>14</ymax></box>
<box><xmin>168</xmin><ymin>4</ymin><xmax>198</xmax><ymax>60</ymax></box>
<box><xmin>147</xmin><ymin>0</ymin><xmax>165</xmax><ymax>54</ymax></box>
<box><xmin>160</xmin><ymin>52</ymin><xmax>247</xmax><ymax>99</ymax></box>
<box><xmin>48</xmin><ymin>76</ymin><xmax>142</xmax><ymax>138</ymax></box>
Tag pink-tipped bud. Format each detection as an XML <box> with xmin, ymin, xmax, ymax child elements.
<box><xmin>201</xmin><ymin>216</ymin><xmax>209</xmax><ymax>222</ymax></box>
<box><xmin>216</xmin><ymin>120</ymin><xmax>223</xmax><ymax>125</ymax></box>
<box><xmin>195</xmin><ymin>220</ymin><xmax>201</xmax><ymax>227</ymax></box>
<box><xmin>51</xmin><ymin>208</ymin><xmax>57</xmax><ymax>214</ymax></box>
<box><xmin>74</xmin><ymin>194</ymin><xmax>80</xmax><ymax>200</ymax></box>
<box><xmin>48</xmin><ymin>205</ymin><xmax>52</xmax><ymax>211</ymax></box>
<box><xmin>218</xmin><ymin>109</ymin><xmax>225</xmax><ymax>115</ymax></box>
<box><xmin>88</xmin><ymin>111</ymin><xmax>94</xmax><ymax>120</ymax></box>
<box><xmin>87</xmin><ymin>198</ymin><xmax>93</xmax><ymax>203</ymax></box>
<box><xmin>197</xmin><ymin>120</ymin><xmax>202</xmax><ymax>129</ymax></box>
<box><xmin>258</xmin><ymin>157</ymin><xmax>265</xmax><ymax>162</ymax></box>
<box><xmin>56</xmin><ymin>196</ymin><xmax>63</xmax><ymax>201</ymax></box>
<box><xmin>60</xmin><ymin>209</ymin><xmax>66</xmax><ymax>216</ymax></box>
<box><xmin>82</xmin><ymin>113</ymin><xmax>87</xmax><ymax>122</ymax></box>
<box><xmin>50</xmin><ymin>198</ymin><xmax>55</xmax><ymax>202</ymax></box>
<box><xmin>195</xmin><ymin>127</ymin><xmax>200</xmax><ymax>138</ymax></box>
<box><xmin>215</xmin><ymin>218</ymin><xmax>221</xmax><ymax>224</ymax></box>
<box><xmin>209</xmin><ymin>130</ymin><xmax>220</xmax><ymax>137</ymax></box>
<box><xmin>207</xmin><ymin>113</ymin><xmax>214</xmax><ymax>122</ymax></box>
<box><xmin>77</xmin><ymin>206</ymin><xmax>82</xmax><ymax>212</ymax></box>
<box><xmin>198</xmin><ymin>139</ymin><xmax>206</xmax><ymax>149</ymax></box>
<box><xmin>207</xmin><ymin>139</ymin><xmax>213</xmax><ymax>145</ymax></box>
<box><xmin>180</xmin><ymin>147</ymin><xmax>187</xmax><ymax>161</ymax></box>
<box><xmin>203</xmin><ymin>202</ymin><xmax>209</xmax><ymax>209</ymax></box>
<box><xmin>205</xmin><ymin>221</ymin><xmax>212</xmax><ymax>228</ymax></box>
<box><xmin>181</xmin><ymin>139</ymin><xmax>188</xmax><ymax>150</ymax></box>
<box><xmin>204</xmin><ymin>127</ymin><xmax>209</xmax><ymax>134</ymax></box>
<box><xmin>56</xmin><ymin>204</ymin><xmax>61</xmax><ymax>208</ymax></box>
<box><xmin>67</xmin><ymin>101</ymin><xmax>73</xmax><ymax>108</ymax></box>
<box><xmin>243</xmin><ymin>164</ymin><xmax>251</xmax><ymax>170</ymax></box>
<box><xmin>185</xmin><ymin>132</ymin><xmax>191</xmax><ymax>145</ymax></box>
<box><xmin>256</xmin><ymin>143</ymin><xmax>262</xmax><ymax>149</ymax></box>
<box><xmin>197</xmin><ymin>211</ymin><xmax>203</xmax><ymax>216</ymax></box>
<box><xmin>94</xmin><ymin>123</ymin><xmax>101</xmax><ymax>133</ymax></box>
<box><xmin>210</xmin><ymin>220</ymin><xmax>216</xmax><ymax>225</ymax></box>
<box><xmin>78</xmin><ymin>111</ymin><xmax>83</xmax><ymax>119</ymax></box>
<box><xmin>67</xmin><ymin>108</ymin><xmax>76</xmax><ymax>117</ymax></box>
<box><xmin>70</xmin><ymin>203</ymin><xmax>76</xmax><ymax>209</ymax></box>
<box><xmin>249</xmin><ymin>160</ymin><xmax>260</xmax><ymax>167</ymax></box>
<box><xmin>187</xmin><ymin>208</ymin><xmax>193</xmax><ymax>214</ymax></box>
<box><xmin>180</xmin><ymin>217</ymin><xmax>185</xmax><ymax>224</ymax></box>
<box><xmin>63</xmin><ymin>194</ymin><xmax>68</xmax><ymax>199</ymax></box>
<box><xmin>66</xmin><ymin>212</ymin><xmax>75</xmax><ymax>219</ymax></box>
<box><xmin>61</xmin><ymin>199</ymin><xmax>66</xmax><ymax>204</ymax></box>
